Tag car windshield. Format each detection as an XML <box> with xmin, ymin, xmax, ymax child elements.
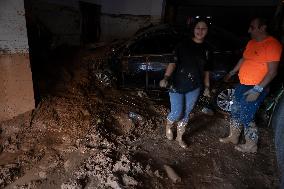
<box><xmin>206</xmin><ymin>25</ymin><xmax>243</xmax><ymax>51</ymax></box>
<box><xmin>128</xmin><ymin>33</ymin><xmax>180</xmax><ymax>55</ymax></box>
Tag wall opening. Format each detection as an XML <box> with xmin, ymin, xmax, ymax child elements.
<box><xmin>79</xmin><ymin>1</ymin><xmax>101</xmax><ymax>44</ymax></box>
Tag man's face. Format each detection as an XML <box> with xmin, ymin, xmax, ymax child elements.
<box><xmin>248</xmin><ymin>19</ymin><xmax>264</xmax><ymax>39</ymax></box>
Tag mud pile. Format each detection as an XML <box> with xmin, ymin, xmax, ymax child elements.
<box><xmin>0</xmin><ymin>48</ymin><xmax>168</xmax><ymax>188</ymax></box>
<box><xmin>0</xmin><ymin>47</ymin><xmax>280</xmax><ymax>188</ymax></box>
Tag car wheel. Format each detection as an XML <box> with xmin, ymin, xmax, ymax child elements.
<box><xmin>95</xmin><ymin>70</ymin><xmax>116</xmax><ymax>88</ymax></box>
<box><xmin>216</xmin><ymin>88</ymin><xmax>235</xmax><ymax>113</ymax></box>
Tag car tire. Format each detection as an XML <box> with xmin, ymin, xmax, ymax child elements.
<box><xmin>95</xmin><ymin>70</ymin><xmax>117</xmax><ymax>88</ymax></box>
<box><xmin>271</xmin><ymin>94</ymin><xmax>284</xmax><ymax>188</ymax></box>
<box><xmin>214</xmin><ymin>87</ymin><xmax>235</xmax><ymax>114</ymax></box>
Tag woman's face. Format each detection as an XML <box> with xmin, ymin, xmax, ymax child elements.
<box><xmin>194</xmin><ymin>21</ymin><xmax>208</xmax><ymax>41</ymax></box>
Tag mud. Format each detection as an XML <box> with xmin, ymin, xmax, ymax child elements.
<box><xmin>0</xmin><ymin>47</ymin><xmax>280</xmax><ymax>188</ymax></box>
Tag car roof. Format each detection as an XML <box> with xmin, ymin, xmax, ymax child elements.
<box><xmin>112</xmin><ymin>24</ymin><xmax>244</xmax><ymax>54</ymax></box>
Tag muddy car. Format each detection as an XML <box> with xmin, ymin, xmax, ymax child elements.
<box><xmin>96</xmin><ymin>25</ymin><xmax>242</xmax><ymax>84</ymax></box>
<box><xmin>95</xmin><ymin>24</ymin><xmax>243</xmax><ymax>111</ymax></box>
<box><xmin>106</xmin><ymin>24</ymin><xmax>188</xmax><ymax>89</ymax></box>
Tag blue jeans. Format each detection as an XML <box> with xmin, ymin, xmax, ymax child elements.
<box><xmin>167</xmin><ymin>88</ymin><xmax>200</xmax><ymax>123</ymax></box>
<box><xmin>231</xmin><ymin>84</ymin><xmax>268</xmax><ymax>128</ymax></box>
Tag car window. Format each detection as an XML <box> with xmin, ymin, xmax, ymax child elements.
<box><xmin>129</xmin><ymin>35</ymin><xmax>158</xmax><ymax>55</ymax></box>
<box><xmin>207</xmin><ymin>26</ymin><xmax>242</xmax><ymax>51</ymax></box>
<box><xmin>128</xmin><ymin>33</ymin><xmax>180</xmax><ymax>55</ymax></box>
<box><xmin>154</xmin><ymin>34</ymin><xmax>180</xmax><ymax>54</ymax></box>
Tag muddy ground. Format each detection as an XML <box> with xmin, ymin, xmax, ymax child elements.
<box><xmin>0</xmin><ymin>47</ymin><xmax>280</xmax><ymax>189</ymax></box>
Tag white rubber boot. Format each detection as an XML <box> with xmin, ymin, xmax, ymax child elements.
<box><xmin>176</xmin><ymin>121</ymin><xmax>187</xmax><ymax>148</ymax></box>
<box><xmin>219</xmin><ymin>120</ymin><xmax>242</xmax><ymax>144</ymax></box>
<box><xmin>165</xmin><ymin>119</ymin><xmax>174</xmax><ymax>140</ymax></box>
<box><xmin>235</xmin><ymin>122</ymin><xmax>258</xmax><ymax>153</ymax></box>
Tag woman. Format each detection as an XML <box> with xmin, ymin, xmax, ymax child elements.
<box><xmin>159</xmin><ymin>18</ymin><xmax>212</xmax><ymax>148</ymax></box>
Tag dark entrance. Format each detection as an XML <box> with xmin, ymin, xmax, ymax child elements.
<box><xmin>79</xmin><ymin>1</ymin><xmax>101</xmax><ymax>44</ymax></box>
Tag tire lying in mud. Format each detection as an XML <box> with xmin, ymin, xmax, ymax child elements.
<box><xmin>271</xmin><ymin>94</ymin><xmax>284</xmax><ymax>188</ymax></box>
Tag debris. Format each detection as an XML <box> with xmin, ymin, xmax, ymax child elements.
<box><xmin>154</xmin><ymin>170</ymin><xmax>163</xmax><ymax>178</ymax></box>
<box><xmin>163</xmin><ymin>165</ymin><xmax>181</xmax><ymax>183</ymax></box>
<box><xmin>128</xmin><ymin>112</ymin><xmax>143</xmax><ymax>122</ymax></box>
<box><xmin>81</xmin><ymin>109</ymin><xmax>90</xmax><ymax>117</ymax></box>
<box><xmin>137</xmin><ymin>91</ymin><xmax>147</xmax><ymax>98</ymax></box>
<box><xmin>38</xmin><ymin>171</ymin><xmax>47</xmax><ymax>179</ymax></box>
<box><xmin>201</xmin><ymin>107</ymin><xmax>214</xmax><ymax>116</ymax></box>
<box><xmin>122</xmin><ymin>174</ymin><xmax>138</xmax><ymax>186</ymax></box>
<box><xmin>96</xmin><ymin>118</ymin><xmax>102</xmax><ymax>124</ymax></box>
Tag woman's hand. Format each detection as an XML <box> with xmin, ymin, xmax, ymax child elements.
<box><xmin>159</xmin><ymin>79</ymin><xmax>168</xmax><ymax>88</ymax></box>
<box><xmin>203</xmin><ymin>87</ymin><xmax>211</xmax><ymax>97</ymax></box>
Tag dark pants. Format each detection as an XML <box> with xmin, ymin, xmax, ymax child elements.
<box><xmin>231</xmin><ymin>84</ymin><xmax>268</xmax><ymax>141</ymax></box>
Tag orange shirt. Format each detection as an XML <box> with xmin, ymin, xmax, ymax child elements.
<box><xmin>239</xmin><ymin>36</ymin><xmax>282</xmax><ymax>85</ymax></box>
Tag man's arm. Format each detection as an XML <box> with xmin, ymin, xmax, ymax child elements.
<box><xmin>224</xmin><ymin>58</ymin><xmax>244</xmax><ymax>81</ymax></box>
<box><xmin>230</xmin><ymin>58</ymin><xmax>244</xmax><ymax>75</ymax></box>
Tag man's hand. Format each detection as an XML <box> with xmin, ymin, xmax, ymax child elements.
<box><xmin>159</xmin><ymin>79</ymin><xmax>168</xmax><ymax>88</ymax></box>
<box><xmin>223</xmin><ymin>73</ymin><xmax>232</xmax><ymax>82</ymax></box>
<box><xmin>223</xmin><ymin>71</ymin><xmax>235</xmax><ymax>82</ymax></box>
<box><xmin>243</xmin><ymin>89</ymin><xmax>260</xmax><ymax>102</ymax></box>
<box><xmin>203</xmin><ymin>87</ymin><xmax>211</xmax><ymax>97</ymax></box>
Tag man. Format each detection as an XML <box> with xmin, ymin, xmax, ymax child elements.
<box><xmin>219</xmin><ymin>17</ymin><xmax>282</xmax><ymax>153</ymax></box>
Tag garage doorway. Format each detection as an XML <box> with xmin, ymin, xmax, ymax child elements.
<box><xmin>79</xmin><ymin>1</ymin><xmax>101</xmax><ymax>44</ymax></box>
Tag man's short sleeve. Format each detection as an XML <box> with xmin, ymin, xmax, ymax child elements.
<box><xmin>266</xmin><ymin>38</ymin><xmax>282</xmax><ymax>62</ymax></box>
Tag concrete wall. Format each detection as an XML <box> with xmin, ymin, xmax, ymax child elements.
<box><xmin>0</xmin><ymin>0</ymin><xmax>35</xmax><ymax>121</ymax></box>
<box><xmin>28</xmin><ymin>0</ymin><xmax>164</xmax><ymax>45</ymax></box>
<box><xmin>0</xmin><ymin>0</ymin><xmax>29</xmax><ymax>53</ymax></box>
<box><xmin>88</xmin><ymin>0</ymin><xmax>164</xmax><ymax>41</ymax></box>
<box><xmin>27</xmin><ymin>0</ymin><xmax>81</xmax><ymax>46</ymax></box>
